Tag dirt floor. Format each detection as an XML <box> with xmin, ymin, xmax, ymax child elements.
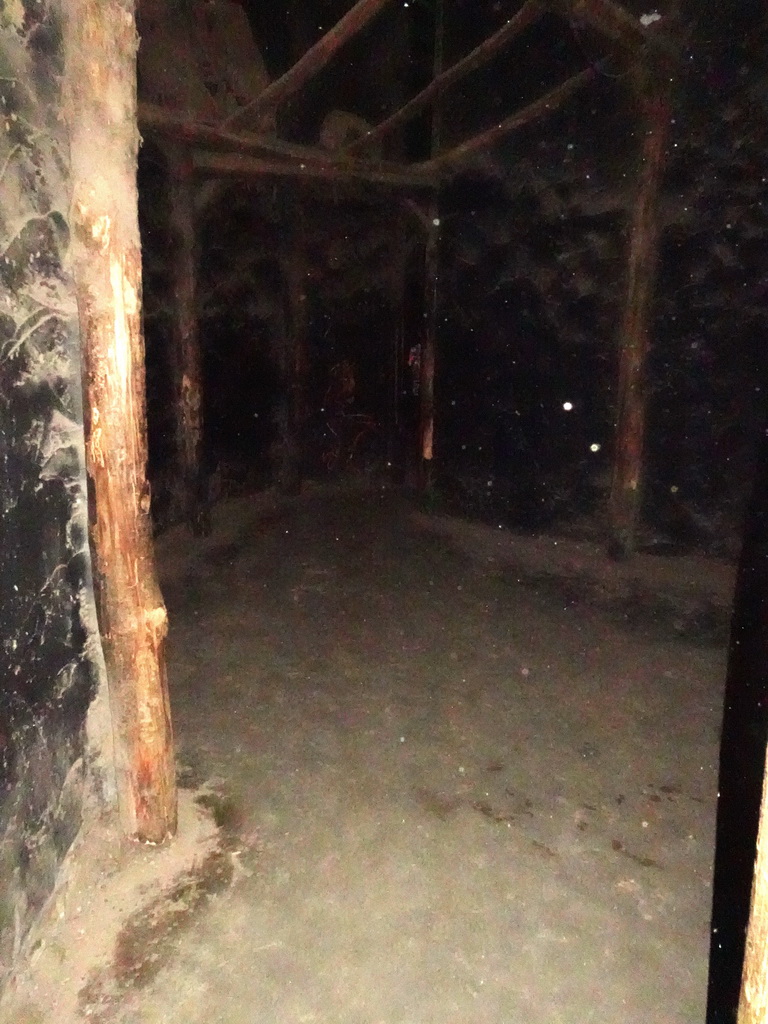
<box><xmin>2</xmin><ymin>483</ymin><xmax>733</xmax><ymax>1023</ymax></box>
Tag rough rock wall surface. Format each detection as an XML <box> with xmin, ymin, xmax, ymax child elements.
<box><xmin>0</xmin><ymin>0</ymin><xmax>110</xmax><ymax>984</ymax></box>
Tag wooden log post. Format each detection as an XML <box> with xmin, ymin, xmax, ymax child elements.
<box><xmin>607</xmin><ymin>75</ymin><xmax>671</xmax><ymax>558</ymax></box>
<box><xmin>165</xmin><ymin>142</ymin><xmax>208</xmax><ymax>535</ymax></box>
<box><xmin>740</xmin><ymin>752</ymin><xmax>768</xmax><ymax>1024</ymax></box>
<box><xmin>418</xmin><ymin>0</ymin><xmax>444</xmax><ymax>490</ymax></box>
<box><xmin>64</xmin><ymin>0</ymin><xmax>177</xmax><ymax>842</ymax></box>
<box><xmin>389</xmin><ymin>214</ymin><xmax>409</xmax><ymax>471</ymax></box>
<box><xmin>277</xmin><ymin>198</ymin><xmax>309</xmax><ymax>493</ymax></box>
<box><xmin>420</xmin><ymin>214</ymin><xmax>439</xmax><ymax>486</ymax></box>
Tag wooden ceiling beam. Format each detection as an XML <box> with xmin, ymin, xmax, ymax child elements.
<box><xmin>138</xmin><ymin>102</ymin><xmax>433</xmax><ymax>186</ymax></box>
<box><xmin>193</xmin><ymin>150</ymin><xmax>437</xmax><ymax>191</ymax></box>
<box><xmin>140</xmin><ymin>101</ymin><xmax>310</xmax><ymax>160</ymax></box>
<box><xmin>420</xmin><ymin>65</ymin><xmax>598</xmax><ymax>174</ymax></box>
<box><xmin>223</xmin><ymin>0</ymin><xmax>394</xmax><ymax>131</ymax></box>
<box><xmin>343</xmin><ymin>0</ymin><xmax>548</xmax><ymax>156</ymax></box>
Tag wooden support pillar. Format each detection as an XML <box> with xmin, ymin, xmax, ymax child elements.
<box><xmin>277</xmin><ymin>198</ymin><xmax>309</xmax><ymax>493</ymax></box>
<box><xmin>740</xmin><ymin>752</ymin><xmax>768</xmax><ymax>1024</ymax></box>
<box><xmin>420</xmin><ymin>213</ymin><xmax>439</xmax><ymax>485</ymax></box>
<box><xmin>419</xmin><ymin>0</ymin><xmax>444</xmax><ymax>490</ymax></box>
<box><xmin>64</xmin><ymin>0</ymin><xmax>177</xmax><ymax>843</ymax></box>
<box><xmin>166</xmin><ymin>142</ymin><xmax>207</xmax><ymax>535</ymax></box>
<box><xmin>389</xmin><ymin>214</ymin><xmax>409</xmax><ymax>471</ymax></box>
<box><xmin>608</xmin><ymin>77</ymin><xmax>671</xmax><ymax>558</ymax></box>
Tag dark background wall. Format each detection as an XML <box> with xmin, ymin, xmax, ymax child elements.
<box><xmin>0</xmin><ymin>0</ymin><xmax>110</xmax><ymax>982</ymax></box>
<box><xmin>140</xmin><ymin>1</ymin><xmax>768</xmax><ymax>557</ymax></box>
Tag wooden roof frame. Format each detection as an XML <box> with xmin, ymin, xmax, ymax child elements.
<box><xmin>114</xmin><ymin>0</ymin><xmax>682</xmax><ymax>853</ymax></box>
<box><xmin>138</xmin><ymin>0</ymin><xmax>678</xmax><ymax>192</ymax></box>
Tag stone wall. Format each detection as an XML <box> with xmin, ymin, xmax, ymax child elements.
<box><xmin>0</xmin><ymin>0</ymin><xmax>111</xmax><ymax>981</ymax></box>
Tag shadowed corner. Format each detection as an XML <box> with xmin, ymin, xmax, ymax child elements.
<box><xmin>707</xmin><ymin>423</ymin><xmax>768</xmax><ymax>1024</ymax></box>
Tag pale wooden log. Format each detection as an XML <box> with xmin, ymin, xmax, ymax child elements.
<box><xmin>223</xmin><ymin>0</ymin><xmax>394</xmax><ymax>130</ymax></box>
<box><xmin>608</xmin><ymin>82</ymin><xmax>671</xmax><ymax>557</ymax></box>
<box><xmin>344</xmin><ymin>0</ymin><xmax>547</xmax><ymax>156</ymax></box>
<box><xmin>64</xmin><ymin>0</ymin><xmax>177</xmax><ymax>842</ymax></box>
<box><xmin>740</xmin><ymin>748</ymin><xmax>768</xmax><ymax>1024</ymax></box>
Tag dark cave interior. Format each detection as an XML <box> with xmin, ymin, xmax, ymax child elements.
<box><xmin>1</xmin><ymin>1</ymin><xmax>767</xmax><ymax>1019</ymax></box>
<box><xmin>138</xmin><ymin>0</ymin><xmax>768</xmax><ymax>552</ymax></box>
<box><xmin>133</xmin><ymin>4</ymin><xmax>768</xmax><ymax>1018</ymax></box>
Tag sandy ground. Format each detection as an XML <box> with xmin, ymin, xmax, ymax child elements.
<box><xmin>2</xmin><ymin>484</ymin><xmax>731</xmax><ymax>1023</ymax></box>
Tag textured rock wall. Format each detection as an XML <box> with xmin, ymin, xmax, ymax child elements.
<box><xmin>0</xmin><ymin>0</ymin><xmax>110</xmax><ymax>981</ymax></box>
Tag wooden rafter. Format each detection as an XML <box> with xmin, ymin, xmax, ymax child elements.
<box><xmin>343</xmin><ymin>0</ymin><xmax>547</xmax><ymax>157</ymax></box>
<box><xmin>193</xmin><ymin>150</ymin><xmax>436</xmax><ymax>190</ymax></box>
<box><xmin>140</xmin><ymin>101</ymin><xmax>319</xmax><ymax>161</ymax></box>
<box><xmin>420</xmin><ymin>65</ymin><xmax>598</xmax><ymax>173</ymax></box>
<box><xmin>223</xmin><ymin>0</ymin><xmax>393</xmax><ymax>130</ymax></box>
<box><xmin>138</xmin><ymin>102</ymin><xmax>434</xmax><ymax>190</ymax></box>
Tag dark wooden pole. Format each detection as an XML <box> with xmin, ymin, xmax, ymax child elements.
<box><xmin>419</xmin><ymin>0</ymin><xmax>444</xmax><ymax>489</ymax></box>
<box><xmin>223</xmin><ymin>0</ymin><xmax>394</xmax><ymax>131</ymax></box>
<box><xmin>740</xmin><ymin>759</ymin><xmax>768</xmax><ymax>1024</ymax></box>
<box><xmin>420</xmin><ymin>220</ymin><xmax>439</xmax><ymax>476</ymax></box>
<box><xmin>277</xmin><ymin>198</ymin><xmax>309</xmax><ymax>493</ymax></box>
<box><xmin>64</xmin><ymin>0</ymin><xmax>177</xmax><ymax>842</ymax></box>
<box><xmin>608</xmin><ymin>78</ymin><xmax>671</xmax><ymax>557</ymax></box>
<box><xmin>138</xmin><ymin>102</ymin><xmax>436</xmax><ymax>189</ymax></box>
<box><xmin>390</xmin><ymin>214</ymin><xmax>408</xmax><ymax>469</ymax></box>
<box><xmin>166</xmin><ymin>143</ymin><xmax>207</xmax><ymax>535</ymax></box>
<box><xmin>421</xmin><ymin>66</ymin><xmax>598</xmax><ymax>173</ymax></box>
<box><xmin>192</xmin><ymin>149</ymin><xmax>435</xmax><ymax>190</ymax></box>
<box><xmin>344</xmin><ymin>0</ymin><xmax>546</xmax><ymax>156</ymax></box>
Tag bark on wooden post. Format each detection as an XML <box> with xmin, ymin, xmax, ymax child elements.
<box><xmin>608</xmin><ymin>76</ymin><xmax>671</xmax><ymax>558</ymax></box>
<box><xmin>740</xmin><ymin>754</ymin><xmax>768</xmax><ymax>1024</ymax></box>
<box><xmin>64</xmin><ymin>0</ymin><xmax>177</xmax><ymax>843</ymax></box>
<box><xmin>166</xmin><ymin>142</ymin><xmax>207</xmax><ymax>535</ymax></box>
